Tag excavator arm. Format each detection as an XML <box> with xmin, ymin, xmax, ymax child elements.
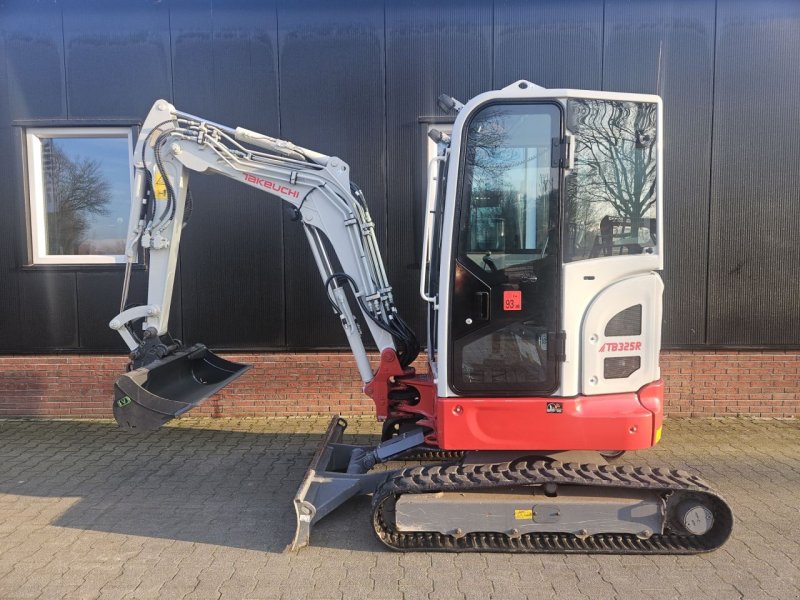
<box><xmin>110</xmin><ymin>100</ymin><xmax>418</xmax><ymax>430</ymax></box>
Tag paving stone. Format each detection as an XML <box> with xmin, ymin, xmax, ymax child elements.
<box><xmin>0</xmin><ymin>417</ymin><xmax>798</xmax><ymax>600</ymax></box>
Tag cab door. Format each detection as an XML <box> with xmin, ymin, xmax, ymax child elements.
<box><xmin>449</xmin><ymin>102</ymin><xmax>563</xmax><ymax>395</ymax></box>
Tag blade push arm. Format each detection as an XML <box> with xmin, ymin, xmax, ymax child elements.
<box><xmin>110</xmin><ymin>100</ymin><xmax>417</xmax><ymax>383</ymax></box>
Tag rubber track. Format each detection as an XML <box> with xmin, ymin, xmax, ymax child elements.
<box><xmin>371</xmin><ymin>460</ymin><xmax>733</xmax><ymax>554</ymax></box>
<box><xmin>394</xmin><ymin>448</ymin><xmax>465</xmax><ymax>462</ymax></box>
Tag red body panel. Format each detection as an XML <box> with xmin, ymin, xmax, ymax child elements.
<box><xmin>435</xmin><ymin>380</ymin><xmax>664</xmax><ymax>451</ymax></box>
<box><xmin>364</xmin><ymin>350</ymin><xmax>664</xmax><ymax>452</ymax></box>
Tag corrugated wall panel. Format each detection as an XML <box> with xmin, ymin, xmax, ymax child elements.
<box><xmin>62</xmin><ymin>0</ymin><xmax>172</xmax><ymax>119</ymax></box>
<box><xmin>494</xmin><ymin>0</ymin><xmax>603</xmax><ymax>90</ymax></box>
<box><xmin>386</xmin><ymin>0</ymin><xmax>493</xmax><ymax>339</ymax></box>
<box><xmin>0</xmin><ymin>20</ymin><xmax>19</xmax><ymax>350</ymax></box>
<box><xmin>169</xmin><ymin>0</ymin><xmax>214</xmax><ymax>119</ymax></box>
<box><xmin>0</xmin><ymin>2</ymin><xmax>67</xmax><ymax>350</ymax></box>
<box><xmin>707</xmin><ymin>0</ymin><xmax>800</xmax><ymax>345</ymax></box>
<box><xmin>0</xmin><ymin>126</ymin><xmax>21</xmax><ymax>351</ymax></box>
<box><xmin>18</xmin><ymin>270</ymin><xmax>77</xmax><ymax>349</ymax></box>
<box><xmin>278</xmin><ymin>0</ymin><xmax>387</xmax><ymax>348</ymax></box>
<box><xmin>603</xmin><ymin>0</ymin><xmax>716</xmax><ymax>346</ymax></box>
<box><xmin>76</xmin><ymin>269</ymin><xmax>148</xmax><ymax>350</ymax></box>
<box><xmin>61</xmin><ymin>0</ymin><xmax>173</xmax><ymax>349</ymax></box>
<box><xmin>173</xmin><ymin>0</ymin><xmax>285</xmax><ymax>349</ymax></box>
<box><xmin>0</xmin><ymin>14</ymin><xmax>9</xmax><ymax>125</ymax></box>
<box><xmin>1</xmin><ymin>0</ymin><xmax>800</xmax><ymax>354</ymax></box>
<box><xmin>2</xmin><ymin>0</ymin><xmax>66</xmax><ymax>120</ymax></box>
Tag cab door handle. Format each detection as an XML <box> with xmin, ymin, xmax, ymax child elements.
<box><xmin>475</xmin><ymin>292</ymin><xmax>490</xmax><ymax>320</ymax></box>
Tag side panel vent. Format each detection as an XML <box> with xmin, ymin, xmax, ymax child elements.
<box><xmin>604</xmin><ymin>356</ymin><xmax>641</xmax><ymax>379</ymax></box>
<box><xmin>605</xmin><ymin>304</ymin><xmax>642</xmax><ymax>337</ymax></box>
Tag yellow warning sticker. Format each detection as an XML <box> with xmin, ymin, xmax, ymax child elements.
<box><xmin>153</xmin><ymin>169</ymin><xmax>168</xmax><ymax>200</ymax></box>
<box><xmin>514</xmin><ymin>509</ymin><xmax>533</xmax><ymax>520</ymax></box>
<box><xmin>654</xmin><ymin>425</ymin><xmax>663</xmax><ymax>445</ymax></box>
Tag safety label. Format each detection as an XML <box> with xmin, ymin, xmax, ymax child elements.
<box><xmin>503</xmin><ymin>290</ymin><xmax>522</xmax><ymax>311</ymax></box>
<box><xmin>153</xmin><ymin>170</ymin><xmax>168</xmax><ymax>200</ymax></box>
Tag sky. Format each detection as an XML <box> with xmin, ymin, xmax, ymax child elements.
<box><xmin>50</xmin><ymin>136</ymin><xmax>131</xmax><ymax>243</ymax></box>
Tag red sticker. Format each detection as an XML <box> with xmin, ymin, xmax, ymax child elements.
<box><xmin>503</xmin><ymin>290</ymin><xmax>522</xmax><ymax>311</ymax></box>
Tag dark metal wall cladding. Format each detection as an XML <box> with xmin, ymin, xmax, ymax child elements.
<box><xmin>0</xmin><ymin>126</ymin><xmax>24</xmax><ymax>352</ymax></box>
<box><xmin>0</xmin><ymin>127</ymin><xmax>21</xmax><ymax>351</ymax></box>
<box><xmin>62</xmin><ymin>0</ymin><xmax>172</xmax><ymax>119</ymax></box>
<box><xmin>2</xmin><ymin>1</ymin><xmax>67</xmax><ymax>120</ymax></box>
<box><xmin>171</xmin><ymin>0</ymin><xmax>285</xmax><ymax>349</ymax></box>
<box><xmin>0</xmin><ymin>0</ymin><xmax>798</xmax><ymax>353</ymax></box>
<box><xmin>603</xmin><ymin>0</ymin><xmax>716</xmax><ymax>346</ymax></box>
<box><xmin>386</xmin><ymin>0</ymin><xmax>492</xmax><ymax>336</ymax></box>
<box><xmin>0</xmin><ymin>2</ymin><xmax>68</xmax><ymax>351</ymax></box>
<box><xmin>0</xmin><ymin>26</ymin><xmax>16</xmax><ymax>351</ymax></box>
<box><xmin>76</xmin><ymin>270</ymin><xmax>147</xmax><ymax>349</ymax></box>
<box><xmin>493</xmin><ymin>0</ymin><xmax>603</xmax><ymax>90</ymax></box>
<box><xmin>278</xmin><ymin>0</ymin><xmax>387</xmax><ymax>348</ymax></box>
<box><xmin>18</xmin><ymin>271</ymin><xmax>78</xmax><ymax>349</ymax></box>
<box><xmin>707</xmin><ymin>0</ymin><xmax>800</xmax><ymax>345</ymax></box>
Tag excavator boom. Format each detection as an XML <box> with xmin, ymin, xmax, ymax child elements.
<box><xmin>110</xmin><ymin>100</ymin><xmax>417</xmax><ymax>430</ymax></box>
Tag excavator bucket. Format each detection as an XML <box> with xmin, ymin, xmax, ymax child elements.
<box><xmin>113</xmin><ymin>344</ymin><xmax>250</xmax><ymax>432</ymax></box>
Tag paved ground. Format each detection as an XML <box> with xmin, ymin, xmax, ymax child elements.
<box><xmin>0</xmin><ymin>417</ymin><xmax>798</xmax><ymax>600</ymax></box>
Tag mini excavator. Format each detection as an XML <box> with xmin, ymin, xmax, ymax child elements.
<box><xmin>109</xmin><ymin>81</ymin><xmax>732</xmax><ymax>553</ymax></box>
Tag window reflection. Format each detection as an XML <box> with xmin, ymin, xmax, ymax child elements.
<box><xmin>564</xmin><ymin>99</ymin><xmax>658</xmax><ymax>262</ymax></box>
<box><xmin>459</xmin><ymin>104</ymin><xmax>559</xmax><ymax>278</ymax></box>
<box><xmin>453</xmin><ymin>103</ymin><xmax>560</xmax><ymax>392</ymax></box>
<box><xmin>40</xmin><ymin>137</ymin><xmax>130</xmax><ymax>256</ymax></box>
<box><xmin>461</xmin><ymin>322</ymin><xmax>549</xmax><ymax>384</ymax></box>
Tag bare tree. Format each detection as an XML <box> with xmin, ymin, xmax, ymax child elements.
<box><xmin>566</xmin><ymin>99</ymin><xmax>657</xmax><ymax>256</ymax></box>
<box><xmin>42</xmin><ymin>141</ymin><xmax>111</xmax><ymax>254</ymax></box>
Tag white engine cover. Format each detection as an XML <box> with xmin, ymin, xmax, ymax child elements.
<box><xmin>580</xmin><ymin>274</ymin><xmax>663</xmax><ymax>395</ymax></box>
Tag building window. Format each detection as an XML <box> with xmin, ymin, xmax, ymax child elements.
<box><xmin>25</xmin><ymin>127</ymin><xmax>134</xmax><ymax>264</ymax></box>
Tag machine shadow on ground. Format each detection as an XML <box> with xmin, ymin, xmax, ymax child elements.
<box><xmin>2</xmin><ymin>418</ymin><xmax>800</xmax><ymax>561</ymax></box>
<box><xmin>0</xmin><ymin>419</ymin><xmax>390</xmax><ymax>554</ymax></box>
<box><xmin>3</xmin><ymin>418</ymin><xmax>800</xmax><ymax>599</ymax></box>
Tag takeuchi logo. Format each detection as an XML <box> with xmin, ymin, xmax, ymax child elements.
<box><xmin>243</xmin><ymin>173</ymin><xmax>300</xmax><ymax>198</ymax></box>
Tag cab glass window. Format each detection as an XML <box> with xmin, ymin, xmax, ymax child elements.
<box><xmin>458</xmin><ymin>103</ymin><xmax>561</xmax><ymax>276</ymax></box>
<box><xmin>452</xmin><ymin>102</ymin><xmax>561</xmax><ymax>394</ymax></box>
<box><xmin>564</xmin><ymin>99</ymin><xmax>658</xmax><ymax>262</ymax></box>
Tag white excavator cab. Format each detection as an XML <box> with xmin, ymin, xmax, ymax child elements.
<box><xmin>418</xmin><ymin>82</ymin><xmax>664</xmax><ymax>449</ymax></box>
<box><xmin>429</xmin><ymin>82</ymin><xmax>662</xmax><ymax>391</ymax></box>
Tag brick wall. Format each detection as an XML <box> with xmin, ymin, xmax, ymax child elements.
<box><xmin>0</xmin><ymin>350</ymin><xmax>797</xmax><ymax>419</ymax></box>
<box><xmin>660</xmin><ymin>351</ymin><xmax>799</xmax><ymax>417</ymax></box>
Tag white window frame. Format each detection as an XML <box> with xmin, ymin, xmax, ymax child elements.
<box><xmin>26</xmin><ymin>126</ymin><xmax>134</xmax><ymax>265</ymax></box>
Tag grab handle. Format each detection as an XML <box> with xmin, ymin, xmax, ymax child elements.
<box><xmin>420</xmin><ymin>155</ymin><xmax>446</xmax><ymax>304</ymax></box>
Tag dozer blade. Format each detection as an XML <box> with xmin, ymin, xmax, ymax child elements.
<box><xmin>291</xmin><ymin>415</ymin><xmax>424</xmax><ymax>551</ymax></box>
<box><xmin>113</xmin><ymin>344</ymin><xmax>251</xmax><ymax>432</ymax></box>
<box><xmin>292</xmin><ymin>415</ymin><xmax>353</xmax><ymax>551</ymax></box>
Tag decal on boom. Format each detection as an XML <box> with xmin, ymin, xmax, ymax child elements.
<box><xmin>244</xmin><ymin>173</ymin><xmax>300</xmax><ymax>199</ymax></box>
